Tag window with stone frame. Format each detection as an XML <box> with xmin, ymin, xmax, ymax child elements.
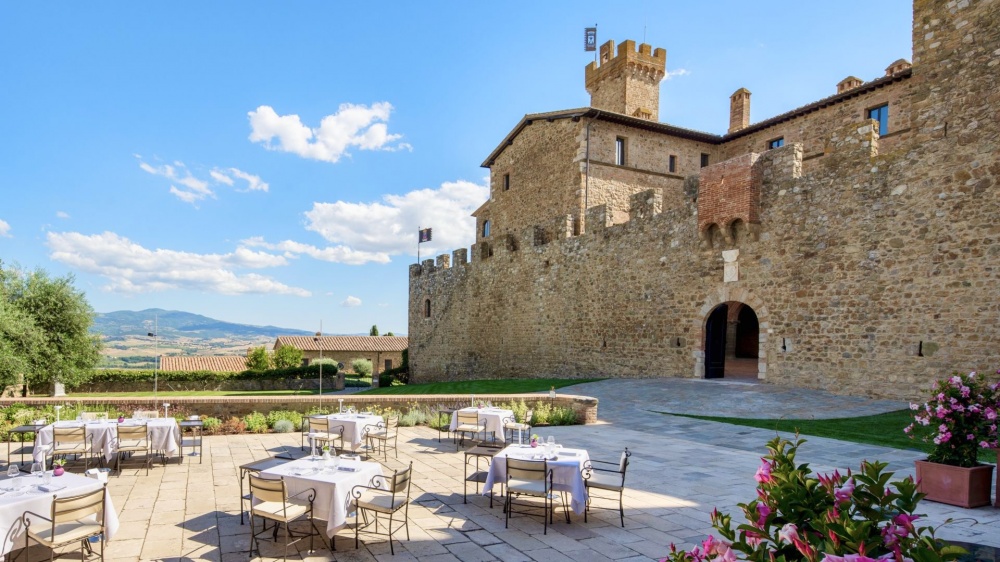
<box><xmin>767</xmin><ymin>137</ymin><xmax>785</xmax><ymax>149</ymax></box>
<box><xmin>867</xmin><ymin>103</ymin><xmax>889</xmax><ymax>135</ymax></box>
<box><xmin>482</xmin><ymin>219</ymin><xmax>491</xmax><ymax>238</ymax></box>
<box><xmin>424</xmin><ymin>299</ymin><xmax>431</xmax><ymax>318</ymax></box>
<box><xmin>700</xmin><ymin>153</ymin><xmax>710</xmax><ymax>168</ymax></box>
<box><xmin>615</xmin><ymin>137</ymin><xmax>627</xmax><ymax>166</ymax></box>
<box><xmin>668</xmin><ymin>154</ymin><xmax>677</xmax><ymax>173</ymax></box>
<box><xmin>503</xmin><ymin>173</ymin><xmax>510</xmax><ymax>191</ymax></box>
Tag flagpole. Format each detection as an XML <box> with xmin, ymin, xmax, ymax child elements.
<box><xmin>417</xmin><ymin>225</ymin><xmax>421</xmax><ymax>263</ymax></box>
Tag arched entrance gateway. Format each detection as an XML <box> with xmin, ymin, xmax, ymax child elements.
<box><xmin>697</xmin><ymin>290</ymin><xmax>769</xmax><ymax>380</ymax></box>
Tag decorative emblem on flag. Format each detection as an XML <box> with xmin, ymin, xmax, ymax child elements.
<box><xmin>585</xmin><ymin>28</ymin><xmax>597</xmax><ymax>51</ymax></box>
<box><xmin>419</xmin><ymin>228</ymin><xmax>432</xmax><ymax>243</ymax></box>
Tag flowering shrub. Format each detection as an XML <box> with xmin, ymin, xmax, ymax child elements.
<box><xmin>905</xmin><ymin>370</ymin><xmax>1000</xmax><ymax>467</ymax></box>
<box><xmin>663</xmin><ymin>437</ymin><xmax>963</xmax><ymax>562</ymax></box>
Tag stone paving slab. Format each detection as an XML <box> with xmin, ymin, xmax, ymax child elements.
<box><xmin>4</xmin><ymin>380</ymin><xmax>997</xmax><ymax>561</ymax></box>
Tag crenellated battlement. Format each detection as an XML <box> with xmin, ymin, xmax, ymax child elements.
<box><xmin>585</xmin><ymin>39</ymin><xmax>667</xmax><ymax>121</ymax></box>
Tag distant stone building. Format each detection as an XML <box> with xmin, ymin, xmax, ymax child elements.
<box><xmin>273</xmin><ymin>336</ymin><xmax>408</xmax><ymax>376</ymax></box>
<box><xmin>409</xmin><ymin>0</ymin><xmax>1000</xmax><ymax>400</ymax></box>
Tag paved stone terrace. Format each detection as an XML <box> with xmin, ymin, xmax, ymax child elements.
<box><xmin>5</xmin><ymin>378</ymin><xmax>999</xmax><ymax>561</ymax></box>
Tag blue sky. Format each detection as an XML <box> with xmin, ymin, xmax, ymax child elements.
<box><xmin>0</xmin><ymin>2</ymin><xmax>913</xmax><ymax>335</ymax></box>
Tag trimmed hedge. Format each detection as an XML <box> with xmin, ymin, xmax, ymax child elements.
<box><xmin>81</xmin><ymin>364</ymin><xmax>340</xmax><ymax>386</ymax></box>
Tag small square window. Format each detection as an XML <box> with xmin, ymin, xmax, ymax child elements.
<box><xmin>503</xmin><ymin>173</ymin><xmax>510</xmax><ymax>191</ymax></box>
<box><xmin>700</xmin><ymin>153</ymin><xmax>710</xmax><ymax>168</ymax></box>
<box><xmin>615</xmin><ymin>137</ymin><xmax>627</xmax><ymax>166</ymax></box>
<box><xmin>668</xmin><ymin>155</ymin><xmax>677</xmax><ymax>173</ymax></box>
<box><xmin>867</xmin><ymin>104</ymin><xmax>889</xmax><ymax>135</ymax></box>
<box><xmin>767</xmin><ymin>137</ymin><xmax>785</xmax><ymax>149</ymax></box>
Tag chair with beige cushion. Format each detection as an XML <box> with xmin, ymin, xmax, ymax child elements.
<box><xmin>582</xmin><ymin>447</ymin><xmax>631</xmax><ymax>527</ymax></box>
<box><xmin>49</xmin><ymin>426</ymin><xmax>94</xmax><ymax>471</ymax></box>
<box><xmin>304</xmin><ymin>417</ymin><xmax>345</xmax><ymax>455</ymax></box>
<box><xmin>503</xmin><ymin>409</ymin><xmax>533</xmax><ymax>443</ymax></box>
<box><xmin>453</xmin><ymin>411</ymin><xmax>486</xmax><ymax>446</ymax></box>
<box><xmin>115</xmin><ymin>424</ymin><xmax>152</xmax><ymax>476</ymax></box>
<box><xmin>248</xmin><ymin>475</ymin><xmax>323</xmax><ymax>560</ymax></box>
<box><xmin>362</xmin><ymin>416</ymin><xmax>399</xmax><ymax>461</ymax></box>
<box><xmin>21</xmin><ymin>484</ymin><xmax>107</xmax><ymax>561</ymax></box>
<box><xmin>351</xmin><ymin>462</ymin><xmax>412</xmax><ymax>555</ymax></box>
<box><xmin>505</xmin><ymin>458</ymin><xmax>559</xmax><ymax>534</ymax></box>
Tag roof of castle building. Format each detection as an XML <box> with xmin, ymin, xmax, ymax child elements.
<box><xmin>481</xmin><ymin>68</ymin><xmax>912</xmax><ymax>167</ymax></box>
<box><xmin>273</xmin><ymin>335</ymin><xmax>409</xmax><ymax>352</ymax></box>
<box><xmin>160</xmin><ymin>355</ymin><xmax>248</xmax><ymax>372</ymax></box>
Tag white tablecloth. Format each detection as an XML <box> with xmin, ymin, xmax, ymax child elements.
<box><xmin>448</xmin><ymin>408</ymin><xmax>515</xmax><ymax>443</ymax></box>
<box><xmin>260</xmin><ymin>456</ymin><xmax>385</xmax><ymax>538</ymax></box>
<box><xmin>482</xmin><ymin>444</ymin><xmax>591</xmax><ymax>514</ymax></box>
<box><xmin>321</xmin><ymin>414</ymin><xmax>384</xmax><ymax>450</ymax></box>
<box><xmin>0</xmin><ymin>471</ymin><xmax>120</xmax><ymax>560</ymax></box>
<box><xmin>34</xmin><ymin>419</ymin><xmax>181</xmax><ymax>465</ymax></box>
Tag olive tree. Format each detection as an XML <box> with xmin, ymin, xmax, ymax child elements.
<box><xmin>351</xmin><ymin>358</ymin><xmax>373</xmax><ymax>378</ymax></box>
<box><xmin>272</xmin><ymin>344</ymin><xmax>303</xmax><ymax>369</ymax></box>
<box><xmin>245</xmin><ymin>346</ymin><xmax>271</xmax><ymax>371</ymax></box>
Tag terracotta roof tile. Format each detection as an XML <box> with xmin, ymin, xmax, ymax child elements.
<box><xmin>159</xmin><ymin>356</ymin><xmax>248</xmax><ymax>372</ymax></box>
<box><xmin>274</xmin><ymin>335</ymin><xmax>409</xmax><ymax>352</ymax></box>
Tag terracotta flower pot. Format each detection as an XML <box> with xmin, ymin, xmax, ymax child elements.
<box><xmin>914</xmin><ymin>459</ymin><xmax>994</xmax><ymax>508</ymax></box>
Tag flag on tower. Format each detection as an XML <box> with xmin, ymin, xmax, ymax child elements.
<box><xmin>418</xmin><ymin>228</ymin><xmax>432</xmax><ymax>243</ymax></box>
<box><xmin>584</xmin><ymin>27</ymin><xmax>597</xmax><ymax>51</ymax></box>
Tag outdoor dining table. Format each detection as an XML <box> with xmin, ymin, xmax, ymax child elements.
<box><xmin>482</xmin><ymin>443</ymin><xmax>591</xmax><ymax>515</ymax></box>
<box><xmin>448</xmin><ymin>407</ymin><xmax>515</xmax><ymax>443</ymax></box>
<box><xmin>321</xmin><ymin>413</ymin><xmax>384</xmax><ymax>451</ymax></box>
<box><xmin>259</xmin><ymin>455</ymin><xmax>385</xmax><ymax>539</ymax></box>
<box><xmin>33</xmin><ymin>418</ymin><xmax>181</xmax><ymax>466</ymax></box>
<box><xmin>0</xmin><ymin>470</ymin><xmax>120</xmax><ymax>560</ymax></box>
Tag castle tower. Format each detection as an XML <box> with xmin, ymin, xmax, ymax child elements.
<box><xmin>728</xmin><ymin>88</ymin><xmax>751</xmax><ymax>134</ymax></box>
<box><xmin>585</xmin><ymin>39</ymin><xmax>666</xmax><ymax>121</ymax></box>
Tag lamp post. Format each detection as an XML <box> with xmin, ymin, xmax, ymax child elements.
<box><xmin>314</xmin><ymin>320</ymin><xmax>323</xmax><ymax>406</ymax></box>
<box><xmin>148</xmin><ymin>313</ymin><xmax>158</xmax><ymax>401</ymax></box>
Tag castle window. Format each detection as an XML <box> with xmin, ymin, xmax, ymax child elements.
<box><xmin>503</xmin><ymin>173</ymin><xmax>510</xmax><ymax>191</ymax></box>
<box><xmin>668</xmin><ymin>155</ymin><xmax>677</xmax><ymax>173</ymax></box>
<box><xmin>700</xmin><ymin>153</ymin><xmax>710</xmax><ymax>168</ymax></box>
<box><xmin>482</xmin><ymin>220</ymin><xmax>491</xmax><ymax>238</ymax></box>
<box><xmin>424</xmin><ymin>299</ymin><xmax>431</xmax><ymax>318</ymax></box>
<box><xmin>615</xmin><ymin>137</ymin><xmax>627</xmax><ymax>166</ymax></box>
<box><xmin>867</xmin><ymin>104</ymin><xmax>889</xmax><ymax>135</ymax></box>
<box><xmin>767</xmin><ymin>137</ymin><xmax>784</xmax><ymax>149</ymax></box>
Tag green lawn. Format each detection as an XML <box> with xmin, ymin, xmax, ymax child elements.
<box><xmin>358</xmin><ymin>378</ymin><xmax>604</xmax><ymax>395</ymax></box>
<box><xmin>663</xmin><ymin>410</ymin><xmax>997</xmax><ymax>463</ymax></box>
<box><xmin>69</xmin><ymin>388</ymin><xmax>348</xmax><ymax>397</ymax></box>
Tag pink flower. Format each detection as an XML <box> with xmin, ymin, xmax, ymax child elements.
<box><xmin>967</xmin><ymin>434</ymin><xmax>976</xmax><ymax>441</ymax></box>
<box><xmin>834</xmin><ymin>479</ymin><xmax>855</xmax><ymax>503</ymax></box>
<box><xmin>778</xmin><ymin>523</ymin><xmax>799</xmax><ymax>544</ymax></box>
<box><xmin>892</xmin><ymin>513</ymin><xmax>919</xmax><ymax>532</ymax></box>
<box><xmin>986</xmin><ymin>408</ymin><xmax>997</xmax><ymax>421</ymax></box>
<box><xmin>756</xmin><ymin>504</ymin><xmax>770</xmax><ymax>527</ymax></box>
<box><xmin>909</xmin><ymin>403</ymin><xmax>919</xmax><ymax>411</ymax></box>
<box><xmin>903</xmin><ymin>425</ymin><xmax>911</xmax><ymax>434</ymax></box>
<box><xmin>980</xmin><ymin>441</ymin><xmax>990</xmax><ymax>448</ymax></box>
<box><xmin>754</xmin><ymin>459</ymin><xmax>773</xmax><ymax>483</ymax></box>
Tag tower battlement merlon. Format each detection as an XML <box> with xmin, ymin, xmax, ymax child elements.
<box><xmin>585</xmin><ymin>39</ymin><xmax>667</xmax><ymax>121</ymax></box>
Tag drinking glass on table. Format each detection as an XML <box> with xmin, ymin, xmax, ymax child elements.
<box><xmin>7</xmin><ymin>464</ymin><xmax>20</xmax><ymax>479</ymax></box>
<box><xmin>30</xmin><ymin>462</ymin><xmax>43</xmax><ymax>480</ymax></box>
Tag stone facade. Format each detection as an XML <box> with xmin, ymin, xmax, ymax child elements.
<box><xmin>410</xmin><ymin>0</ymin><xmax>1000</xmax><ymax>400</ymax></box>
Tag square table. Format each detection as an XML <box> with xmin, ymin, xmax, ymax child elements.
<box><xmin>33</xmin><ymin>418</ymin><xmax>181</xmax><ymax>466</ymax></box>
<box><xmin>482</xmin><ymin>443</ymin><xmax>591</xmax><ymax>515</ymax></box>
<box><xmin>449</xmin><ymin>407</ymin><xmax>515</xmax><ymax>443</ymax></box>
<box><xmin>321</xmin><ymin>413</ymin><xmax>384</xmax><ymax>451</ymax></box>
<box><xmin>0</xmin><ymin>471</ymin><xmax>120</xmax><ymax>560</ymax></box>
<box><xmin>259</xmin><ymin>455</ymin><xmax>385</xmax><ymax>538</ymax></box>
<box><xmin>7</xmin><ymin>425</ymin><xmax>44</xmax><ymax>471</ymax></box>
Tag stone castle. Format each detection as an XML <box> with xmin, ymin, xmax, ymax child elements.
<box><xmin>408</xmin><ymin>0</ymin><xmax>1000</xmax><ymax>400</ymax></box>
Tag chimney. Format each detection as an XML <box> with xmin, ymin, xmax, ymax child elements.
<box><xmin>837</xmin><ymin>76</ymin><xmax>863</xmax><ymax>94</ymax></box>
<box><xmin>884</xmin><ymin>59</ymin><xmax>912</xmax><ymax>76</ymax></box>
<box><xmin>728</xmin><ymin>88</ymin><xmax>751</xmax><ymax>134</ymax></box>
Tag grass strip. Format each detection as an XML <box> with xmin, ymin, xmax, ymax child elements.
<box><xmin>358</xmin><ymin>378</ymin><xmax>604</xmax><ymax>395</ymax></box>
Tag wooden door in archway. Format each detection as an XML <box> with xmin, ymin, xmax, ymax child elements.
<box><xmin>705</xmin><ymin>304</ymin><xmax>728</xmax><ymax>379</ymax></box>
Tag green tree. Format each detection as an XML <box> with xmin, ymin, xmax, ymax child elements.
<box><xmin>351</xmin><ymin>358</ymin><xmax>373</xmax><ymax>378</ymax></box>
<box><xmin>0</xmin><ymin>263</ymin><xmax>101</xmax><ymax>392</ymax></box>
<box><xmin>385</xmin><ymin>331</ymin><xmax>394</xmax><ymax>336</ymax></box>
<box><xmin>369</xmin><ymin>324</ymin><xmax>379</xmax><ymax>336</ymax></box>
<box><xmin>245</xmin><ymin>346</ymin><xmax>271</xmax><ymax>371</ymax></box>
<box><xmin>272</xmin><ymin>345</ymin><xmax>303</xmax><ymax>369</ymax></box>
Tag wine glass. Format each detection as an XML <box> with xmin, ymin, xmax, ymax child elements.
<box><xmin>30</xmin><ymin>462</ymin><xmax>42</xmax><ymax>481</ymax></box>
<box><xmin>7</xmin><ymin>463</ymin><xmax>19</xmax><ymax>479</ymax></box>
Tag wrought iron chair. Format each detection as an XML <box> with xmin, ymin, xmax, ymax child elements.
<box><xmin>582</xmin><ymin>447</ymin><xmax>631</xmax><ymax>527</ymax></box>
<box><xmin>303</xmin><ymin>417</ymin><xmax>345</xmax><ymax>455</ymax></box>
<box><xmin>351</xmin><ymin>462</ymin><xmax>413</xmax><ymax>555</ymax></box>
<box><xmin>48</xmin><ymin>426</ymin><xmax>94</xmax><ymax>471</ymax></box>
<box><xmin>20</xmin><ymin>484</ymin><xmax>107</xmax><ymax>561</ymax></box>
<box><xmin>362</xmin><ymin>416</ymin><xmax>399</xmax><ymax>461</ymax></box>
<box><xmin>248</xmin><ymin>475</ymin><xmax>323</xmax><ymax>561</ymax></box>
<box><xmin>453</xmin><ymin>411</ymin><xmax>486</xmax><ymax>446</ymax></box>
<box><xmin>114</xmin><ymin>424</ymin><xmax>152</xmax><ymax>476</ymax></box>
<box><xmin>502</xmin><ymin>409</ymin><xmax>533</xmax><ymax>443</ymax></box>
<box><xmin>505</xmin><ymin>457</ymin><xmax>557</xmax><ymax>534</ymax></box>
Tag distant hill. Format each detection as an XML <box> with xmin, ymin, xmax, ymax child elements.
<box><xmin>92</xmin><ymin>308</ymin><xmax>315</xmax><ymax>340</ymax></box>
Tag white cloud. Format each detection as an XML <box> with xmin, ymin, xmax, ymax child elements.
<box><xmin>242</xmin><ymin>237</ymin><xmax>390</xmax><ymax>266</ymax></box>
<box><xmin>341</xmin><ymin>296</ymin><xmax>362</xmax><ymax>307</ymax></box>
<box><xmin>46</xmin><ymin>231</ymin><xmax>309</xmax><ymax>297</ymax></box>
<box><xmin>248</xmin><ymin>103</ymin><xmax>411</xmax><ymax>163</ymax></box>
<box><xmin>137</xmin><ymin>156</ymin><xmax>267</xmax><ymax>204</ymax></box>
<box><xmin>665</xmin><ymin>68</ymin><xmax>690</xmax><ymax>80</ymax></box>
<box><xmin>56</xmin><ymin>211</ymin><xmax>70</xmax><ymax>219</ymax></box>
<box><xmin>0</xmin><ymin>219</ymin><xmax>10</xmax><ymax>237</ymax></box>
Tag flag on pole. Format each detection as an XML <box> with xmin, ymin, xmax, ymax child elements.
<box><xmin>418</xmin><ymin>228</ymin><xmax>432</xmax><ymax>243</ymax></box>
<box><xmin>584</xmin><ymin>27</ymin><xmax>597</xmax><ymax>51</ymax></box>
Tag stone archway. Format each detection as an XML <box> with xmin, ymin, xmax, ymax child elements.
<box><xmin>693</xmin><ymin>287</ymin><xmax>770</xmax><ymax>380</ymax></box>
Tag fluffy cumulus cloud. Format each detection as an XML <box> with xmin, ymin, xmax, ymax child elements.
<box><xmin>56</xmin><ymin>211</ymin><xmax>70</xmax><ymax>219</ymax></box>
<box><xmin>665</xmin><ymin>68</ymin><xmax>690</xmax><ymax>80</ymax></box>
<box><xmin>243</xmin><ymin>179</ymin><xmax>487</xmax><ymax>266</ymax></box>
<box><xmin>341</xmin><ymin>296</ymin><xmax>362</xmax><ymax>307</ymax></box>
<box><xmin>247</xmin><ymin>103</ymin><xmax>411</xmax><ymax>163</ymax></box>
<box><xmin>46</xmin><ymin>231</ymin><xmax>310</xmax><ymax>296</ymax></box>
<box><xmin>0</xmin><ymin>219</ymin><xmax>10</xmax><ymax>237</ymax></box>
<box><xmin>137</xmin><ymin>156</ymin><xmax>267</xmax><ymax>204</ymax></box>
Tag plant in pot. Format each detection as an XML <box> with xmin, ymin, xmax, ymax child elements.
<box><xmin>52</xmin><ymin>458</ymin><xmax>67</xmax><ymax>476</ymax></box>
<box><xmin>905</xmin><ymin>370</ymin><xmax>1000</xmax><ymax>508</ymax></box>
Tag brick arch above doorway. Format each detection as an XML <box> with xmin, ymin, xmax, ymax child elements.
<box><xmin>693</xmin><ymin>286</ymin><xmax>770</xmax><ymax>380</ymax></box>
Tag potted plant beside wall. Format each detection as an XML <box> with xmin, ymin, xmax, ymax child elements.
<box><xmin>905</xmin><ymin>370</ymin><xmax>999</xmax><ymax>508</ymax></box>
